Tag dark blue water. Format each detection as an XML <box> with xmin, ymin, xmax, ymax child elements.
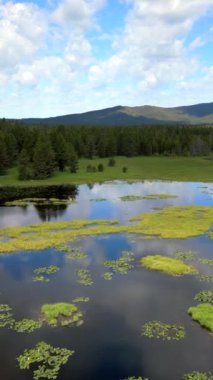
<box><xmin>0</xmin><ymin>181</ymin><xmax>212</xmax><ymax>380</ymax></box>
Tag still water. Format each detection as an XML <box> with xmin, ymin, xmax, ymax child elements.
<box><xmin>0</xmin><ymin>181</ymin><xmax>212</xmax><ymax>380</ymax></box>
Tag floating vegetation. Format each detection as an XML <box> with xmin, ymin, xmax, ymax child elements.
<box><xmin>76</xmin><ymin>269</ymin><xmax>93</xmax><ymax>286</ymax></box>
<box><xmin>33</xmin><ymin>266</ymin><xmax>59</xmax><ymax>282</ymax></box>
<box><xmin>141</xmin><ymin>320</ymin><xmax>185</xmax><ymax>341</ymax></box>
<box><xmin>123</xmin><ymin>377</ymin><xmax>149</xmax><ymax>380</ymax></box>
<box><xmin>0</xmin><ymin>219</ymin><xmax>120</xmax><ymax>253</ymax></box>
<box><xmin>198</xmin><ymin>258</ymin><xmax>213</xmax><ymax>266</ymax></box>
<box><xmin>131</xmin><ymin>206</ymin><xmax>213</xmax><ymax>239</ymax></box>
<box><xmin>90</xmin><ymin>198</ymin><xmax>107</xmax><ymax>202</ymax></box>
<box><xmin>1</xmin><ymin>206</ymin><xmax>213</xmax><ymax>254</ymax></box>
<box><xmin>5</xmin><ymin>198</ymin><xmax>76</xmax><ymax>206</ymax></box>
<box><xmin>120</xmin><ymin>194</ymin><xmax>177</xmax><ymax>201</ymax></box>
<box><xmin>14</xmin><ymin>319</ymin><xmax>42</xmax><ymax>333</ymax></box>
<box><xmin>33</xmin><ymin>275</ymin><xmax>49</xmax><ymax>282</ymax></box>
<box><xmin>194</xmin><ymin>291</ymin><xmax>213</xmax><ymax>303</ymax></box>
<box><xmin>174</xmin><ymin>250</ymin><xmax>197</xmax><ymax>261</ymax></box>
<box><xmin>104</xmin><ymin>251</ymin><xmax>134</xmax><ymax>275</ymax></box>
<box><xmin>72</xmin><ymin>297</ymin><xmax>90</xmax><ymax>303</ymax></box>
<box><xmin>183</xmin><ymin>372</ymin><xmax>213</xmax><ymax>380</ymax></box>
<box><xmin>34</xmin><ymin>266</ymin><xmax>59</xmax><ymax>275</ymax></box>
<box><xmin>0</xmin><ymin>304</ymin><xmax>14</xmax><ymax>328</ymax></box>
<box><xmin>197</xmin><ymin>275</ymin><xmax>213</xmax><ymax>283</ymax></box>
<box><xmin>140</xmin><ymin>255</ymin><xmax>197</xmax><ymax>276</ymax></box>
<box><xmin>17</xmin><ymin>341</ymin><xmax>74</xmax><ymax>380</ymax></box>
<box><xmin>66</xmin><ymin>252</ymin><xmax>88</xmax><ymax>260</ymax></box>
<box><xmin>102</xmin><ymin>272</ymin><xmax>113</xmax><ymax>280</ymax></box>
<box><xmin>188</xmin><ymin>303</ymin><xmax>213</xmax><ymax>333</ymax></box>
<box><xmin>41</xmin><ymin>302</ymin><xmax>84</xmax><ymax>327</ymax></box>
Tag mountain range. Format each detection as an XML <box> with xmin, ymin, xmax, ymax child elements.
<box><xmin>21</xmin><ymin>102</ymin><xmax>213</xmax><ymax>126</ymax></box>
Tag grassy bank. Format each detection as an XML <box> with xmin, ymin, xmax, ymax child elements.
<box><xmin>0</xmin><ymin>156</ymin><xmax>213</xmax><ymax>186</ymax></box>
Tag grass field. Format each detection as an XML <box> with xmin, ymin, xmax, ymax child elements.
<box><xmin>0</xmin><ymin>156</ymin><xmax>213</xmax><ymax>186</ymax></box>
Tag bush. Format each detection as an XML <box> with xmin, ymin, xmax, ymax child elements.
<box><xmin>108</xmin><ymin>158</ymin><xmax>116</xmax><ymax>167</ymax></box>
<box><xmin>122</xmin><ymin>166</ymin><xmax>127</xmax><ymax>173</ymax></box>
<box><xmin>98</xmin><ymin>163</ymin><xmax>104</xmax><ymax>172</ymax></box>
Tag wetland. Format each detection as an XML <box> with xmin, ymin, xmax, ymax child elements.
<box><xmin>0</xmin><ymin>180</ymin><xmax>212</xmax><ymax>380</ymax></box>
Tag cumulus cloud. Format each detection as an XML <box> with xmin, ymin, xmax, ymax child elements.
<box><xmin>0</xmin><ymin>0</ymin><xmax>213</xmax><ymax>117</ymax></box>
<box><xmin>0</xmin><ymin>2</ymin><xmax>47</xmax><ymax>69</ymax></box>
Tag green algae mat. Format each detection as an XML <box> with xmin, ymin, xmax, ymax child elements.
<box><xmin>0</xmin><ymin>206</ymin><xmax>213</xmax><ymax>253</ymax></box>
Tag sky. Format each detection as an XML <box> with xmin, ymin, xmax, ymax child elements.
<box><xmin>0</xmin><ymin>0</ymin><xmax>212</xmax><ymax>118</ymax></box>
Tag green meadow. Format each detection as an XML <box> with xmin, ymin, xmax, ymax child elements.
<box><xmin>0</xmin><ymin>156</ymin><xmax>213</xmax><ymax>186</ymax></box>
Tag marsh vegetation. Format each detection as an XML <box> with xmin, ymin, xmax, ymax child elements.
<box><xmin>0</xmin><ymin>180</ymin><xmax>212</xmax><ymax>380</ymax></box>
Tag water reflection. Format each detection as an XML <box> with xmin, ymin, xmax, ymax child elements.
<box><xmin>35</xmin><ymin>205</ymin><xmax>68</xmax><ymax>221</ymax></box>
<box><xmin>0</xmin><ymin>180</ymin><xmax>212</xmax><ymax>228</ymax></box>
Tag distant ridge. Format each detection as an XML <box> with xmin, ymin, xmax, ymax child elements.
<box><xmin>20</xmin><ymin>102</ymin><xmax>213</xmax><ymax>126</ymax></box>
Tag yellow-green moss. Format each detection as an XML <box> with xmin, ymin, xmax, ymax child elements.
<box><xmin>0</xmin><ymin>206</ymin><xmax>213</xmax><ymax>253</ymax></box>
<box><xmin>131</xmin><ymin>206</ymin><xmax>213</xmax><ymax>239</ymax></box>
<box><xmin>41</xmin><ymin>303</ymin><xmax>83</xmax><ymax>327</ymax></box>
<box><xmin>140</xmin><ymin>255</ymin><xmax>197</xmax><ymax>276</ymax></box>
<box><xmin>188</xmin><ymin>303</ymin><xmax>213</xmax><ymax>333</ymax></box>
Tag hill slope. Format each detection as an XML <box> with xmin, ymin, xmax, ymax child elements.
<box><xmin>21</xmin><ymin>102</ymin><xmax>213</xmax><ymax>126</ymax></box>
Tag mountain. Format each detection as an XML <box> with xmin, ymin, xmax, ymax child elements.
<box><xmin>21</xmin><ymin>102</ymin><xmax>213</xmax><ymax>126</ymax></box>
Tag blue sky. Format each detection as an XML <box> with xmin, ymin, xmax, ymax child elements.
<box><xmin>0</xmin><ymin>0</ymin><xmax>212</xmax><ymax>118</ymax></box>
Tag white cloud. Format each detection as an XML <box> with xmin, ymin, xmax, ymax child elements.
<box><xmin>0</xmin><ymin>2</ymin><xmax>47</xmax><ymax>69</ymax></box>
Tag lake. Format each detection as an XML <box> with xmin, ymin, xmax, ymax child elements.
<box><xmin>0</xmin><ymin>180</ymin><xmax>212</xmax><ymax>380</ymax></box>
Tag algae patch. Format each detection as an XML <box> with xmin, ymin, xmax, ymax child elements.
<box><xmin>141</xmin><ymin>320</ymin><xmax>185</xmax><ymax>341</ymax></box>
<box><xmin>183</xmin><ymin>372</ymin><xmax>213</xmax><ymax>380</ymax></box>
<box><xmin>17</xmin><ymin>341</ymin><xmax>74</xmax><ymax>380</ymax></box>
<box><xmin>33</xmin><ymin>265</ymin><xmax>59</xmax><ymax>282</ymax></box>
<box><xmin>120</xmin><ymin>194</ymin><xmax>177</xmax><ymax>201</ymax></box>
<box><xmin>76</xmin><ymin>269</ymin><xmax>93</xmax><ymax>286</ymax></box>
<box><xmin>103</xmin><ymin>251</ymin><xmax>134</xmax><ymax>275</ymax></box>
<box><xmin>188</xmin><ymin>303</ymin><xmax>213</xmax><ymax>333</ymax></box>
<box><xmin>194</xmin><ymin>291</ymin><xmax>213</xmax><ymax>303</ymax></box>
<box><xmin>41</xmin><ymin>302</ymin><xmax>83</xmax><ymax>327</ymax></box>
<box><xmin>131</xmin><ymin>206</ymin><xmax>213</xmax><ymax>239</ymax></box>
<box><xmin>140</xmin><ymin>255</ymin><xmax>197</xmax><ymax>276</ymax></box>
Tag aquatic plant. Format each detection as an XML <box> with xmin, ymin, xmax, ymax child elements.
<box><xmin>4</xmin><ymin>198</ymin><xmax>76</xmax><ymax>206</ymax></box>
<box><xmin>183</xmin><ymin>371</ymin><xmax>213</xmax><ymax>379</ymax></box>
<box><xmin>188</xmin><ymin>303</ymin><xmax>213</xmax><ymax>333</ymax></box>
<box><xmin>34</xmin><ymin>266</ymin><xmax>59</xmax><ymax>275</ymax></box>
<box><xmin>198</xmin><ymin>258</ymin><xmax>213</xmax><ymax>266</ymax></box>
<box><xmin>174</xmin><ymin>250</ymin><xmax>197</xmax><ymax>261</ymax></box>
<box><xmin>33</xmin><ymin>275</ymin><xmax>49</xmax><ymax>282</ymax></box>
<box><xmin>17</xmin><ymin>341</ymin><xmax>74</xmax><ymax>380</ymax></box>
<box><xmin>123</xmin><ymin>377</ymin><xmax>149</xmax><ymax>380</ymax></box>
<box><xmin>1</xmin><ymin>205</ymin><xmax>213</xmax><ymax>254</ymax></box>
<box><xmin>104</xmin><ymin>251</ymin><xmax>134</xmax><ymax>275</ymax></box>
<box><xmin>72</xmin><ymin>297</ymin><xmax>90</xmax><ymax>303</ymax></box>
<box><xmin>197</xmin><ymin>275</ymin><xmax>213</xmax><ymax>283</ymax></box>
<box><xmin>131</xmin><ymin>206</ymin><xmax>213</xmax><ymax>239</ymax></box>
<box><xmin>140</xmin><ymin>255</ymin><xmax>197</xmax><ymax>276</ymax></box>
<box><xmin>76</xmin><ymin>269</ymin><xmax>93</xmax><ymax>286</ymax></box>
<box><xmin>41</xmin><ymin>302</ymin><xmax>83</xmax><ymax>327</ymax></box>
<box><xmin>0</xmin><ymin>304</ymin><xmax>14</xmax><ymax>328</ymax></box>
<box><xmin>0</xmin><ymin>219</ymin><xmax>120</xmax><ymax>253</ymax></box>
<box><xmin>66</xmin><ymin>252</ymin><xmax>88</xmax><ymax>260</ymax></box>
<box><xmin>33</xmin><ymin>266</ymin><xmax>59</xmax><ymax>282</ymax></box>
<box><xmin>102</xmin><ymin>272</ymin><xmax>113</xmax><ymax>280</ymax></box>
<box><xmin>120</xmin><ymin>194</ymin><xmax>177</xmax><ymax>201</ymax></box>
<box><xmin>194</xmin><ymin>291</ymin><xmax>213</xmax><ymax>303</ymax></box>
<box><xmin>90</xmin><ymin>198</ymin><xmax>107</xmax><ymax>202</ymax></box>
<box><xmin>141</xmin><ymin>320</ymin><xmax>185</xmax><ymax>341</ymax></box>
<box><xmin>14</xmin><ymin>319</ymin><xmax>42</xmax><ymax>333</ymax></box>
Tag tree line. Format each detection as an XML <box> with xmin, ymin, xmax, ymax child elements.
<box><xmin>0</xmin><ymin>119</ymin><xmax>212</xmax><ymax>179</ymax></box>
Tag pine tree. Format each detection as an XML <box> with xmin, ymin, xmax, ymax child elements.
<box><xmin>51</xmin><ymin>132</ymin><xmax>69</xmax><ymax>172</ymax></box>
<box><xmin>0</xmin><ymin>133</ymin><xmax>8</xmax><ymax>175</ymax></box>
<box><xmin>69</xmin><ymin>144</ymin><xmax>79</xmax><ymax>173</ymax></box>
<box><xmin>33</xmin><ymin>140</ymin><xmax>55</xmax><ymax>179</ymax></box>
<box><xmin>18</xmin><ymin>149</ymin><xmax>32</xmax><ymax>180</ymax></box>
